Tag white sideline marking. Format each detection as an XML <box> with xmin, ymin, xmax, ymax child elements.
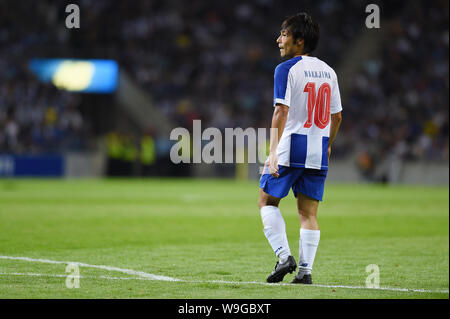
<box><xmin>0</xmin><ymin>256</ymin><xmax>448</xmax><ymax>294</ymax></box>
<box><xmin>0</xmin><ymin>255</ymin><xmax>180</xmax><ymax>282</ymax></box>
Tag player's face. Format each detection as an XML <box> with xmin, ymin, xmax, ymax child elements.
<box><xmin>276</xmin><ymin>29</ymin><xmax>301</xmax><ymax>58</ymax></box>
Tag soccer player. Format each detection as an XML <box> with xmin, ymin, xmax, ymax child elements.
<box><xmin>258</xmin><ymin>12</ymin><xmax>342</xmax><ymax>284</ymax></box>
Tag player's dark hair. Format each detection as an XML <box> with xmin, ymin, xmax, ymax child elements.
<box><xmin>281</xmin><ymin>12</ymin><xmax>319</xmax><ymax>54</ymax></box>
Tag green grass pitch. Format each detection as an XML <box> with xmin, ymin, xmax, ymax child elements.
<box><xmin>0</xmin><ymin>178</ymin><xmax>448</xmax><ymax>299</ymax></box>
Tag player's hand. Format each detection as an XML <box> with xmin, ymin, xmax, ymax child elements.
<box><xmin>328</xmin><ymin>145</ymin><xmax>332</xmax><ymax>162</ymax></box>
<box><xmin>268</xmin><ymin>153</ymin><xmax>279</xmax><ymax>178</ymax></box>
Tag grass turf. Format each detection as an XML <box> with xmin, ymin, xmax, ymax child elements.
<box><xmin>0</xmin><ymin>178</ymin><xmax>448</xmax><ymax>299</ymax></box>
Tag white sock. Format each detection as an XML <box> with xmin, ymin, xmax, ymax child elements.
<box><xmin>260</xmin><ymin>206</ymin><xmax>291</xmax><ymax>263</ymax></box>
<box><xmin>298</xmin><ymin>228</ymin><xmax>320</xmax><ymax>276</ymax></box>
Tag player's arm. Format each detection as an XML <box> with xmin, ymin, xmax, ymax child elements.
<box><xmin>328</xmin><ymin>111</ymin><xmax>342</xmax><ymax>160</ymax></box>
<box><xmin>268</xmin><ymin>104</ymin><xmax>289</xmax><ymax>177</ymax></box>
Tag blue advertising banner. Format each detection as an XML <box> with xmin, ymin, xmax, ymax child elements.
<box><xmin>0</xmin><ymin>155</ymin><xmax>64</xmax><ymax>177</ymax></box>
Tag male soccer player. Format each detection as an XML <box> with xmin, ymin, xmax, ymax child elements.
<box><xmin>258</xmin><ymin>12</ymin><xmax>342</xmax><ymax>284</ymax></box>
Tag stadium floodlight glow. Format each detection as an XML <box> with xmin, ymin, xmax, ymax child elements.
<box><xmin>29</xmin><ymin>58</ymin><xmax>118</xmax><ymax>93</ymax></box>
<box><xmin>52</xmin><ymin>61</ymin><xmax>94</xmax><ymax>91</ymax></box>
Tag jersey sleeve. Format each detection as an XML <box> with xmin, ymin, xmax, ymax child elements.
<box><xmin>273</xmin><ymin>63</ymin><xmax>292</xmax><ymax>107</ymax></box>
<box><xmin>330</xmin><ymin>71</ymin><xmax>343</xmax><ymax>114</ymax></box>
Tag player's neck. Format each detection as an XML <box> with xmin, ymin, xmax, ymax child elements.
<box><xmin>293</xmin><ymin>49</ymin><xmax>309</xmax><ymax>58</ymax></box>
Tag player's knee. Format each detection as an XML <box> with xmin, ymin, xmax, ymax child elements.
<box><xmin>258</xmin><ymin>197</ymin><xmax>279</xmax><ymax>209</ymax></box>
<box><xmin>258</xmin><ymin>198</ymin><xmax>268</xmax><ymax>209</ymax></box>
<box><xmin>298</xmin><ymin>209</ymin><xmax>316</xmax><ymax>219</ymax></box>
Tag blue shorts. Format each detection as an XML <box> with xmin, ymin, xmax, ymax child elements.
<box><xmin>259</xmin><ymin>165</ymin><xmax>327</xmax><ymax>201</ymax></box>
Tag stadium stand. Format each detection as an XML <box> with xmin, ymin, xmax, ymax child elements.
<box><xmin>0</xmin><ymin>0</ymin><xmax>448</xmax><ymax>178</ymax></box>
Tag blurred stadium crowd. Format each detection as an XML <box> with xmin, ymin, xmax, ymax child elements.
<box><xmin>0</xmin><ymin>0</ymin><xmax>448</xmax><ymax>173</ymax></box>
<box><xmin>0</xmin><ymin>61</ymin><xmax>86</xmax><ymax>153</ymax></box>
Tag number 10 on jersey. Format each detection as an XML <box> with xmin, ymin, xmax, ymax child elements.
<box><xmin>303</xmin><ymin>82</ymin><xmax>331</xmax><ymax>129</ymax></box>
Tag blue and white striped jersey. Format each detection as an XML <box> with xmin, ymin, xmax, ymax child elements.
<box><xmin>273</xmin><ymin>55</ymin><xmax>342</xmax><ymax>170</ymax></box>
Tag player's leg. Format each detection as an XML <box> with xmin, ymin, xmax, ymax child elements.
<box><xmin>257</xmin><ymin>188</ymin><xmax>280</xmax><ymax>209</ymax></box>
<box><xmin>297</xmin><ymin>193</ymin><xmax>319</xmax><ymax>230</ymax></box>
<box><xmin>258</xmin><ymin>166</ymin><xmax>298</xmax><ymax>282</ymax></box>
<box><xmin>290</xmin><ymin>169</ymin><xmax>326</xmax><ymax>284</ymax></box>
<box><xmin>258</xmin><ymin>189</ymin><xmax>291</xmax><ymax>263</ymax></box>
<box><xmin>294</xmin><ymin>193</ymin><xmax>320</xmax><ymax>283</ymax></box>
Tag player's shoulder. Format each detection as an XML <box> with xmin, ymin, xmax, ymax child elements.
<box><xmin>274</xmin><ymin>56</ymin><xmax>304</xmax><ymax>74</ymax></box>
<box><xmin>308</xmin><ymin>56</ymin><xmax>338</xmax><ymax>78</ymax></box>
